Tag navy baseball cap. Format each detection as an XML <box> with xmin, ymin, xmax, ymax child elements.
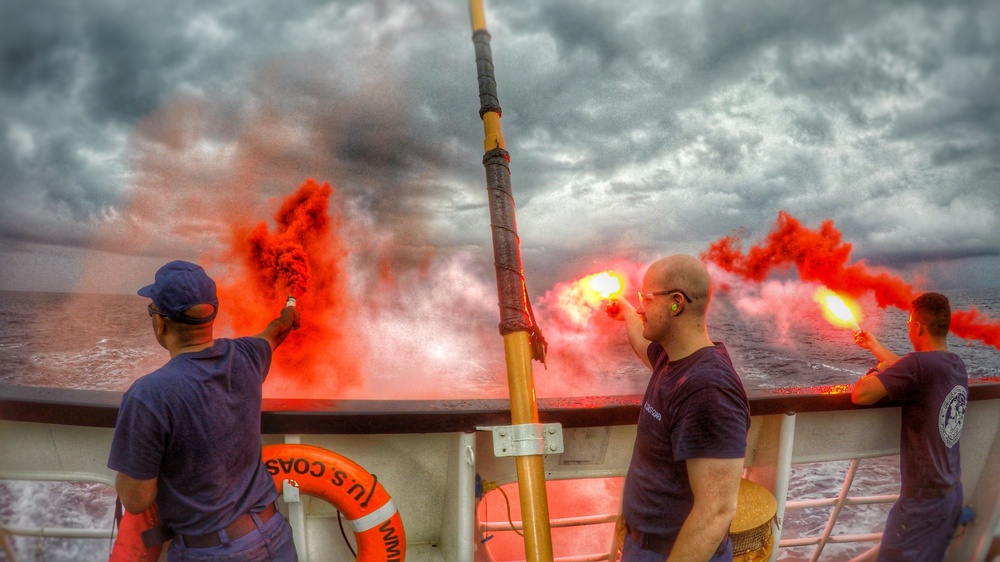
<box><xmin>138</xmin><ymin>260</ymin><xmax>219</xmax><ymax>324</ymax></box>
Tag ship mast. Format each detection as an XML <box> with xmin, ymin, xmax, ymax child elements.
<box><xmin>468</xmin><ymin>1</ymin><xmax>555</xmax><ymax>560</ymax></box>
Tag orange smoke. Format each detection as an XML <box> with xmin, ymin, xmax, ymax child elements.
<box><xmin>214</xmin><ymin>178</ymin><xmax>363</xmax><ymax>393</ymax></box>
<box><xmin>703</xmin><ymin>211</ymin><xmax>1000</xmax><ymax>349</ymax></box>
<box><xmin>246</xmin><ymin>184</ymin><xmax>327</xmax><ymax>299</ymax></box>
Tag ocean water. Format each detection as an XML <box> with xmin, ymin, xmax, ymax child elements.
<box><xmin>0</xmin><ymin>288</ymin><xmax>997</xmax><ymax>561</ymax></box>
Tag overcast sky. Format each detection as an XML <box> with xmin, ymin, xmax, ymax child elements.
<box><xmin>1</xmin><ymin>0</ymin><xmax>998</xmax><ymax>296</ymax></box>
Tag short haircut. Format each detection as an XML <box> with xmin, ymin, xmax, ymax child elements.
<box><xmin>912</xmin><ymin>292</ymin><xmax>951</xmax><ymax>338</ymax></box>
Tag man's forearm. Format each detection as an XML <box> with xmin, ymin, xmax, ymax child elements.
<box><xmin>870</xmin><ymin>344</ymin><xmax>900</xmax><ymax>366</ymax></box>
<box><xmin>667</xmin><ymin>508</ymin><xmax>733</xmax><ymax>562</ymax></box>
<box><xmin>624</xmin><ymin>309</ymin><xmax>651</xmax><ymax>369</ymax></box>
<box><xmin>116</xmin><ymin>472</ymin><xmax>157</xmax><ymax>514</ymax></box>
<box><xmin>256</xmin><ymin>307</ymin><xmax>300</xmax><ymax>350</ymax></box>
<box><xmin>863</xmin><ymin>335</ymin><xmax>900</xmax><ymax>366</ymax></box>
<box><xmin>674</xmin><ymin>456</ymin><xmax>743</xmax><ymax>561</ymax></box>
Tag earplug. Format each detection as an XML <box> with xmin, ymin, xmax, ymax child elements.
<box><xmin>671</xmin><ymin>303</ymin><xmax>678</xmax><ymax>311</ymax></box>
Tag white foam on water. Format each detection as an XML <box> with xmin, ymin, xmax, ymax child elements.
<box><xmin>0</xmin><ymin>480</ymin><xmax>117</xmax><ymax>561</ymax></box>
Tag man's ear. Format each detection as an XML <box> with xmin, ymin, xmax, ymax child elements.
<box><xmin>153</xmin><ymin>315</ymin><xmax>168</xmax><ymax>337</ymax></box>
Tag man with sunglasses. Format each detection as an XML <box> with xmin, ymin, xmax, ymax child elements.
<box><xmin>851</xmin><ymin>292</ymin><xmax>968</xmax><ymax>561</ymax></box>
<box><xmin>108</xmin><ymin>260</ymin><xmax>301</xmax><ymax>561</ymax></box>
<box><xmin>611</xmin><ymin>254</ymin><xmax>750</xmax><ymax>561</ymax></box>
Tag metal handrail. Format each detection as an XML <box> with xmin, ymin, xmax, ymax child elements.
<box><xmin>778</xmin><ymin>456</ymin><xmax>897</xmax><ymax>560</ymax></box>
<box><xmin>480</xmin><ymin>512</ymin><xmax>617</xmax><ymax>532</ymax></box>
<box><xmin>478</xmin><ymin>453</ymin><xmax>899</xmax><ymax>562</ymax></box>
<box><xmin>478</xmin><ymin>507</ymin><xmax>618</xmax><ymax>562</ymax></box>
<box><xmin>0</xmin><ymin>471</ymin><xmax>116</xmax><ymax>554</ymax></box>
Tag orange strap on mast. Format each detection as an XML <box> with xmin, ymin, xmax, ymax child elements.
<box><xmin>468</xmin><ymin>1</ymin><xmax>554</xmax><ymax>561</ymax></box>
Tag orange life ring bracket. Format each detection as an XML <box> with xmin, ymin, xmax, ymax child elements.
<box><xmin>262</xmin><ymin>443</ymin><xmax>406</xmax><ymax>561</ymax></box>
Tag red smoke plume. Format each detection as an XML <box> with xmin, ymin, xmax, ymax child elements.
<box><xmin>244</xmin><ymin>181</ymin><xmax>336</xmax><ymax>299</ymax></box>
<box><xmin>702</xmin><ymin>211</ymin><xmax>1000</xmax><ymax>349</ymax></box>
<box><xmin>213</xmin><ymin>178</ymin><xmax>363</xmax><ymax>394</ymax></box>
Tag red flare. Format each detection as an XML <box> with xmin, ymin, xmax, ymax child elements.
<box><xmin>702</xmin><ymin>211</ymin><xmax>1000</xmax><ymax>350</ymax></box>
<box><xmin>815</xmin><ymin>288</ymin><xmax>862</xmax><ymax>333</ymax></box>
<box><xmin>550</xmin><ymin>271</ymin><xmax>628</xmax><ymax>326</ymax></box>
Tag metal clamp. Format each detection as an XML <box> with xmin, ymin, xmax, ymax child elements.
<box><xmin>282</xmin><ymin>479</ymin><xmax>301</xmax><ymax>503</ymax></box>
<box><xmin>477</xmin><ymin>423</ymin><xmax>563</xmax><ymax>458</ymax></box>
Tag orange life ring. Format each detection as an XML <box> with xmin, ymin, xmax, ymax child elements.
<box><xmin>262</xmin><ymin>444</ymin><xmax>406</xmax><ymax>561</ymax></box>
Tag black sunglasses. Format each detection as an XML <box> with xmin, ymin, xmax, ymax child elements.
<box><xmin>147</xmin><ymin>303</ymin><xmax>168</xmax><ymax>318</ymax></box>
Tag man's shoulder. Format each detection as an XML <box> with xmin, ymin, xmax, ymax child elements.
<box><xmin>897</xmin><ymin>351</ymin><xmax>968</xmax><ymax>377</ymax></box>
<box><xmin>125</xmin><ymin>362</ymin><xmax>182</xmax><ymax>403</ymax></box>
<box><xmin>671</xmin><ymin>352</ymin><xmax>745</xmax><ymax>401</ymax></box>
<box><xmin>690</xmin><ymin>345</ymin><xmax>741</xmax><ymax>380</ymax></box>
<box><xmin>228</xmin><ymin>335</ymin><xmax>270</xmax><ymax>349</ymax></box>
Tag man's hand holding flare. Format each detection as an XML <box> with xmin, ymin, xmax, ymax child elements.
<box><xmin>282</xmin><ymin>295</ymin><xmax>301</xmax><ymax>331</ymax></box>
<box><xmin>853</xmin><ymin>328</ymin><xmax>900</xmax><ymax>376</ymax></box>
<box><xmin>607</xmin><ymin>297</ymin><xmax>632</xmax><ymax>321</ymax></box>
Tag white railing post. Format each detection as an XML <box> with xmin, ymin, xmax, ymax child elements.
<box><xmin>809</xmin><ymin>458</ymin><xmax>860</xmax><ymax>562</ymax></box>
<box><xmin>282</xmin><ymin>434</ymin><xmax>307</xmax><ymax>562</ymax></box>
<box><xmin>770</xmin><ymin>412</ymin><xmax>796</xmax><ymax>562</ymax></box>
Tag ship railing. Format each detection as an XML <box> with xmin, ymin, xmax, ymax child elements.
<box><xmin>779</xmin><ymin>457</ymin><xmax>896</xmax><ymax>561</ymax></box>
<box><xmin>0</xmin><ymin>470</ymin><xmax>116</xmax><ymax>555</ymax></box>
<box><xmin>479</xmin><ymin>511</ymin><xmax>618</xmax><ymax>562</ymax></box>
<box><xmin>475</xmin><ymin>421</ymin><xmax>903</xmax><ymax>562</ymax></box>
<box><xmin>475</xmin><ymin>467</ymin><xmax>897</xmax><ymax>562</ymax></box>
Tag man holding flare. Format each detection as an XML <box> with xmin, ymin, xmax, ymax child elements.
<box><xmin>108</xmin><ymin>260</ymin><xmax>301</xmax><ymax>561</ymax></box>
<box><xmin>851</xmin><ymin>292</ymin><xmax>968</xmax><ymax>561</ymax></box>
<box><xmin>610</xmin><ymin>255</ymin><xmax>750</xmax><ymax>561</ymax></box>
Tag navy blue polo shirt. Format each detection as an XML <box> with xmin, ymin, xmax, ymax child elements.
<box><xmin>108</xmin><ymin>337</ymin><xmax>278</xmax><ymax>535</ymax></box>
<box><xmin>622</xmin><ymin>342</ymin><xmax>750</xmax><ymax>537</ymax></box>
<box><xmin>876</xmin><ymin>351</ymin><xmax>967</xmax><ymax>492</ymax></box>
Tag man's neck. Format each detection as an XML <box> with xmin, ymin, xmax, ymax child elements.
<box><xmin>660</xmin><ymin>331</ymin><xmax>714</xmax><ymax>362</ymax></box>
<box><xmin>916</xmin><ymin>339</ymin><xmax>948</xmax><ymax>353</ymax></box>
<box><xmin>168</xmin><ymin>339</ymin><xmax>215</xmax><ymax>358</ymax></box>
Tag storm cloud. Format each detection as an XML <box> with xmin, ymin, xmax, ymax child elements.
<box><xmin>0</xmin><ymin>0</ymin><xmax>997</xmax><ymax>293</ymax></box>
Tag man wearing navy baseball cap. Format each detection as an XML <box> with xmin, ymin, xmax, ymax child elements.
<box><xmin>137</xmin><ymin>260</ymin><xmax>220</xmax><ymax>325</ymax></box>
<box><xmin>108</xmin><ymin>260</ymin><xmax>300</xmax><ymax>561</ymax></box>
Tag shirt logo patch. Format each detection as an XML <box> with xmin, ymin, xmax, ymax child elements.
<box><xmin>938</xmin><ymin>385</ymin><xmax>967</xmax><ymax>449</ymax></box>
<box><xmin>644</xmin><ymin>402</ymin><xmax>662</xmax><ymax>421</ymax></box>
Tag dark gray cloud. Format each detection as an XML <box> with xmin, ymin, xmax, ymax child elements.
<box><xmin>0</xmin><ymin>0</ymin><xmax>997</xmax><ymax>293</ymax></box>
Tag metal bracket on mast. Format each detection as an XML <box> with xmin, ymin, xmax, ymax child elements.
<box><xmin>477</xmin><ymin>423</ymin><xmax>564</xmax><ymax>458</ymax></box>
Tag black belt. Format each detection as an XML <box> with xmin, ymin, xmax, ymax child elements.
<box><xmin>902</xmin><ymin>484</ymin><xmax>957</xmax><ymax>499</ymax></box>
<box><xmin>180</xmin><ymin>502</ymin><xmax>278</xmax><ymax>548</ymax></box>
<box><xmin>625</xmin><ymin>521</ymin><xmax>728</xmax><ymax>557</ymax></box>
<box><xmin>625</xmin><ymin>522</ymin><xmax>675</xmax><ymax>556</ymax></box>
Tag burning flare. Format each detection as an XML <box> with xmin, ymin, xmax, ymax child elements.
<box><xmin>815</xmin><ymin>287</ymin><xmax>862</xmax><ymax>333</ymax></box>
<box><xmin>548</xmin><ymin>271</ymin><xmax>626</xmax><ymax>326</ymax></box>
<box><xmin>584</xmin><ymin>271</ymin><xmax>625</xmax><ymax>316</ymax></box>
<box><xmin>585</xmin><ymin>271</ymin><xmax>624</xmax><ymax>300</ymax></box>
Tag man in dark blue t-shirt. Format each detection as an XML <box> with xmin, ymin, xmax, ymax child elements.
<box><xmin>108</xmin><ymin>260</ymin><xmax>300</xmax><ymax>561</ymax></box>
<box><xmin>612</xmin><ymin>255</ymin><xmax>750</xmax><ymax>561</ymax></box>
<box><xmin>852</xmin><ymin>292</ymin><xmax>968</xmax><ymax>561</ymax></box>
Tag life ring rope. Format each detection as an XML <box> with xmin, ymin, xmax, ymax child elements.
<box><xmin>262</xmin><ymin>443</ymin><xmax>406</xmax><ymax>562</ymax></box>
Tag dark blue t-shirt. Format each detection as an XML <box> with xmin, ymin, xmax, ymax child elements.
<box><xmin>108</xmin><ymin>337</ymin><xmax>278</xmax><ymax>535</ymax></box>
<box><xmin>875</xmin><ymin>351</ymin><xmax>968</xmax><ymax>492</ymax></box>
<box><xmin>622</xmin><ymin>342</ymin><xmax>750</xmax><ymax>536</ymax></box>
